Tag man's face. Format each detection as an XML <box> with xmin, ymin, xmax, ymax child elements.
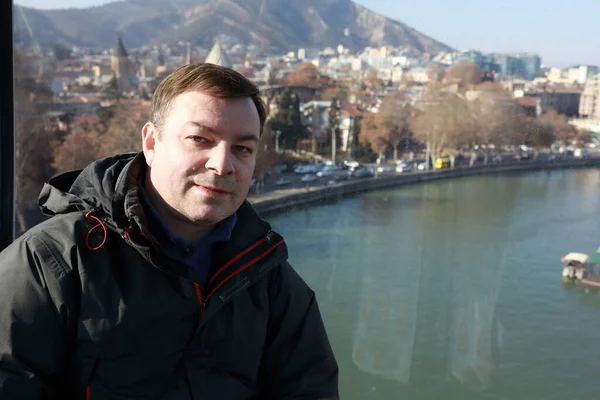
<box><xmin>142</xmin><ymin>90</ymin><xmax>260</xmax><ymax>233</ymax></box>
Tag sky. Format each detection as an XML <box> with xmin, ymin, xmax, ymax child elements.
<box><xmin>15</xmin><ymin>0</ymin><xmax>600</xmax><ymax>67</ymax></box>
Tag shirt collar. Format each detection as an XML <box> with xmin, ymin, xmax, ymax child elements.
<box><xmin>138</xmin><ymin>182</ymin><xmax>236</xmax><ymax>248</ymax></box>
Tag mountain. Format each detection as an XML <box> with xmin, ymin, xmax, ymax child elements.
<box><xmin>14</xmin><ymin>0</ymin><xmax>453</xmax><ymax>55</ymax></box>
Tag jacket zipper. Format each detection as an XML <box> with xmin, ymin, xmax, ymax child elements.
<box><xmin>85</xmin><ymin>231</ymin><xmax>284</xmax><ymax>399</ymax></box>
<box><xmin>192</xmin><ymin>230</ymin><xmax>284</xmax><ymax>320</ymax></box>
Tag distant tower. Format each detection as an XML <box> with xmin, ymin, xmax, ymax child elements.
<box><xmin>204</xmin><ymin>38</ymin><xmax>232</xmax><ymax>68</ymax></box>
<box><xmin>184</xmin><ymin>42</ymin><xmax>193</xmax><ymax>65</ymax></box>
<box><xmin>110</xmin><ymin>34</ymin><xmax>137</xmax><ymax>94</ymax></box>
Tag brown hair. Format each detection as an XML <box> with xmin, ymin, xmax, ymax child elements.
<box><xmin>150</xmin><ymin>63</ymin><xmax>267</xmax><ymax>135</ymax></box>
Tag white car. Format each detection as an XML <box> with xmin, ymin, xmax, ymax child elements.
<box><xmin>301</xmin><ymin>174</ymin><xmax>317</xmax><ymax>182</ymax></box>
<box><xmin>275</xmin><ymin>178</ymin><xmax>292</xmax><ymax>186</ymax></box>
<box><xmin>317</xmin><ymin>167</ymin><xmax>334</xmax><ymax>177</ymax></box>
<box><xmin>396</xmin><ymin>164</ymin><xmax>412</xmax><ymax>173</ymax></box>
<box><xmin>377</xmin><ymin>165</ymin><xmax>394</xmax><ymax>173</ymax></box>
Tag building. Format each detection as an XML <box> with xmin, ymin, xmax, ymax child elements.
<box><xmin>495</xmin><ymin>54</ymin><xmax>517</xmax><ymax>79</ymax></box>
<box><xmin>567</xmin><ymin>65</ymin><xmax>599</xmax><ymax>85</ymax></box>
<box><xmin>406</xmin><ymin>67</ymin><xmax>429</xmax><ymax>84</ymax></box>
<box><xmin>515</xmin><ymin>96</ymin><xmax>540</xmax><ymax>117</ymax></box>
<box><xmin>204</xmin><ymin>38</ymin><xmax>232</xmax><ymax>69</ymax></box>
<box><xmin>453</xmin><ymin>50</ymin><xmax>484</xmax><ymax>66</ymax></box>
<box><xmin>452</xmin><ymin>50</ymin><xmax>498</xmax><ymax>73</ymax></box>
<box><xmin>526</xmin><ymin>87</ymin><xmax>582</xmax><ymax>117</ymax></box>
<box><xmin>110</xmin><ymin>35</ymin><xmax>138</xmax><ymax>94</ymax></box>
<box><xmin>340</xmin><ymin>104</ymin><xmax>369</xmax><ymax>155</ymax></box>
<box><xmin>494</xmin><ymin>53</ymin><xmax>541</xmax><ymax>81</ymax></box>
<box><xmin>518</xmin><ymin>54</ymin><xmax>541</xmax><ymax>81</ymax></box>
<box><xmin>579</xmin><ymin>74</ymin><xmax>600</xmax><ymax>120</ymax></box>
<box><xmin>300</xmin><ymin>100</ymin><xmax>332</xmax><ymax>143</ymax></box>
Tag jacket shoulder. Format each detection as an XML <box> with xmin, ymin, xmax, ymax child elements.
<box><xmin>5</xmin><ymin>212</ymin><xmax>91</xmax><ymax>276</ymax></box>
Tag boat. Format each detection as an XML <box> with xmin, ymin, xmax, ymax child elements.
<box><xmin>562</xmin><ymin>249</ymin><xmax>600</xmax><ymax>287</ymax></box>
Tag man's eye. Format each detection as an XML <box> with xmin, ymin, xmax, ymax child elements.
<box><xmin>235</xmin><ymin>145</ymin><xmax>252</xmax><ymax>153</ymax></box>
<box><xmin>191</xmin><ymin>136</ymin><xmax>208</xmax><ymax>143</ymax></box>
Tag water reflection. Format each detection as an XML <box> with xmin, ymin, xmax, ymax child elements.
<box><xmin>270</xmin><ymin>169</ymin><xmax>600</xmax><ymax>399</ymax></box>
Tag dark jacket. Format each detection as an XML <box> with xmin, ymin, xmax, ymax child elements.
<box><xmin>0</xmin><ymin>153</ymin><xmax>338</xmax><ymax>399</ymax></box>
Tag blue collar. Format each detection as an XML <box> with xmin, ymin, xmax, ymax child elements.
<box><xmin>138</xmin><ymin>183</ymin><xmax>237</xmax><ymax>250</ymax></box>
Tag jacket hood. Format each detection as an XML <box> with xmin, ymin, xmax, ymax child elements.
<box><xmin>39</xmin><ymin>152</ymin><xmax>143</xmax><ymax>227</ymax></box>
<box><xmin>38</xmin><ymin>152</ymin><xmax>275</xmax><ymax>247</ymax></box>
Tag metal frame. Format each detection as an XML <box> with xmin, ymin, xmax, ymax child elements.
<box><xmin>0</xmin><ymin>0</ymin><xmax>15</xmax><ymax>251</ymax></box>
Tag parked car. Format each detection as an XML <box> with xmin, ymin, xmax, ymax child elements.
<box><xmin>396</xmin><ymin>163</ymin><xmax>412</xmax><ymax>173</ymax></box>
<box><xmin>377</xmin><ymin>165</ymin><xmax>394</xmax><ymax>173</ymax></box>
<box><xmin>349</xmin><ymin>167</ymin><xmax>374</xmax><ymax>178</ymax></box>
<box><xmin>275</xmin><ymin>177</ymin><xmax>292</xmax><ymax>186</ymax></box>
<box><xmin>435</xmin><ymin>157</ymin><xmax>451</xmax><ymax>169</ymax></box>
<box><xmin>300</xmin><ymin>174</ymin><xmax>317</xmax><ymax>182</ymax></box>
<box><xmin>574</xmin><ymin>148</ymin><xmax>589</xmax><ymax>159</ymax></box>
<box><xmin>275</xmin><ymin>164</ymin><xmax>292</xmax><ymax>174</ymax></box>
<box><xmin>317</xmin><ymin>166</ymin><xmax>334</xmax><ymax>177</ymax></box>
<box><xmin>514</xmin><ymin>152</ymin><xmax>532</xmax><ymax>160</ymax></box>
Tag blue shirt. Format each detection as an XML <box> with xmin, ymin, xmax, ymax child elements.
<box><xmin>138</xmin><ymin>184</ymin><xmax>237</xmax><ymax>286</ymax></box>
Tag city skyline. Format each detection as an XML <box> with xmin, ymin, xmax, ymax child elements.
<box><xmin>14</xmin><ymin>0</ymin><xmax>600</xmax><ymax>68</ymax></box>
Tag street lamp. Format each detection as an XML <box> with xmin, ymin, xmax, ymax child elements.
<box><xmin>275</xmin><ymin>130</ymin><xmax>282</xmax><ymax>153</ymax></box>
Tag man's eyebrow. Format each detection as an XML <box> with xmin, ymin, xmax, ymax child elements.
<box><xmin>186</xmin><ymin>121</ymin><xmax>216</xmax><ymax>133</ymax></box>
<box><xmin>236</xmin><ymin>133</ymin><xmax>259</xmax><ymax>143</ymax></box>
<box><xmin>185</xmin><ymin>121</ymin><xmax>259</xmax><ymax>142</ymax></box>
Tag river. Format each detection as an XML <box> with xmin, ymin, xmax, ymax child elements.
<box><xmin>269</xmin><ymin>168</ymin><xmax>600</xmax><ymax>400</ymax></box>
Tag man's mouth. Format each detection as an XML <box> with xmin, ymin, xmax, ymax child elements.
<box><xmin>196</xmin><ymin>185</ymin><xmax>233</xmax><ymax>195</ymax></box>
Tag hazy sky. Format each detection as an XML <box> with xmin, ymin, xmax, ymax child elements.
<box><xmin>15</xmin><ymin>0</ymin><xmax>600</xmax><ymax>67</ymax></box>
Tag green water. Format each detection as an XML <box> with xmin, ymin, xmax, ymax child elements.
<box><xmin>269</xmin><ymin>168</ymin><xmax>600</xmax><ymax>400</ymax></box>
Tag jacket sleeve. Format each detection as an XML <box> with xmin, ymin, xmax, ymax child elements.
<box><xmin>258</xmin><ymin>261</ymin><xmax>339</xmax><ymax>399</ymax></box>
<box><xmin>0</xmin><ymin>233</ymin><xmax>75</xmax><ymax>399</ymax></box>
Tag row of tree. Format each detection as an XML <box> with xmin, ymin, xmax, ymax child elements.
<box><xmin>360</xmin><ymin>83</ymin><xmax>586</xmax><ymax>167</ymax></box>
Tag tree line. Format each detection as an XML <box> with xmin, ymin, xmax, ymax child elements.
<box><xmin>360</xmin><ymin>82</ymin><xmax>586</xmax><ymax>167</ymax></box>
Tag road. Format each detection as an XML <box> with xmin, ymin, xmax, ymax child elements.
<box><xmin>248</xmin><ymin>150</ymin><xmax>600</xmax><ymax>200</ymax></box>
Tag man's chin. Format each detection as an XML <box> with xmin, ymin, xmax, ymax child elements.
<box><xmin>186</xmin><ymin>205</ymin><xmax>233</xmax><ymax>225</ymax></box>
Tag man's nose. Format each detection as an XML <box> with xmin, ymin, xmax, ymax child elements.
<box><xmin>205</xmin><ymin>143</ymin><xmax>235</xmax><ymax>176</ymax></box>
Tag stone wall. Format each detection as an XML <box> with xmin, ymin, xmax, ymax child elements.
<box><xmin>250</xmin><ymin>158</ymin><xmax>600</xmax><ymax>216</ymax></box>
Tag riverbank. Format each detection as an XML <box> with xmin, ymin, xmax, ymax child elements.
<box><xmin>249</xmin><ymin>158</ymin><xmax>600</xmax><ymax>216</ymax></box>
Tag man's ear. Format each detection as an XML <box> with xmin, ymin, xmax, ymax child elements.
<box><xmin>142</xmin><ymin>122</ymin><xmax>158</xmax><ymax>167</ymax></box>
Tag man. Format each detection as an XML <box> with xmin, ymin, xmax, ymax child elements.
<box><xmin>0</xmin><ymin>64</ymin><xmax>338</xmax><ymax>399</ymax></box>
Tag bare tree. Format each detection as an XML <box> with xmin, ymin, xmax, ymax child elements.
<box><xmin>410</xmin><ymin>89</ymin><xmax>470</xmax><ymax>169</ymax></box>
<box><xmin>364</xmin><ymin>70</ymin><xmax>384</xmax><ymax>90</ymax></box>
<box><xmin>14</xmin><ymin>51</ymin><xmax>56</xmax><ymax>233</ymax></box>
<box><xmin>320</xmin><ymin>86</ymin><xmax>349</xmax><ymax>103</ymax></box>
<box><xmin>470</xmin><ymin>90</ymin><xmax>520</xmax><ymax>165</ymax></box>
<box><xmin>285</xmin><ymin>63</ymin><xmax>331</xmax><ymax>89</ymax></box>
<box><xmin>537</xmin><ymin>109</ymin><xmax>577</xmax><ymax>146</ymax></box>
<box><xmin>252</xmin><ymin>123</ymin><xmax>277</xmax><ymax>194</ymax></box>
<box><xmin>427</xmin><ymin>63</ymin><xmax>446</xmax><ymax>83</ymax></box>
<box><xmin>446</xmin><ymin>62</ymin><xmax>482</xmax><ymax>88</ymax></box>
<box><xmin>52</xmin><ymin>117</ymin><xmax>103</xmax><ymax>173</ymax></box>
<box><xmin>378</xmin><ymin>92</ymin><xmax>412</xmax><ymax>161</ymax></box>
<box><xmin>358</xmin><ymin>92</ymin><xmax>412</xmax><ymax>162</ymax></box>
<box><xmin>53</xmin><ymin>102</ymin><xmax>147</xmax><ymax>174</ymax></box>
<box><xmin>519</xmin><ymin>116</ymin><xmax>555</xmax><ymax>158</ymax></box>
<box><xmin>97</xmin><ymin>102</ymin><xmax>146</xmax><ymax>158</ymax></box>
<box><xmin>359</xmin><ymin>112</ymin><xmax>388</xmax><ymax>159</ymax></box>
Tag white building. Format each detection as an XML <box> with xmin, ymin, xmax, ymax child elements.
<box><xmin>204</xmin><ymin>38</ymin><xmax>232</xmax><ymax>68</ymax></box>
<box><xmin>579</xmin><ymin>74</ymin><xmax>600</xmax><ymax>120</ymax></box>
<box><xmin>567</xmin><ymin>65</ymin><xmax>599</xmax><ymax>85</ymax></box>
<box><xmin>406</xmin><ymin>67</ymin><xmax>429</xmax><ymax>84</ymax></box>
